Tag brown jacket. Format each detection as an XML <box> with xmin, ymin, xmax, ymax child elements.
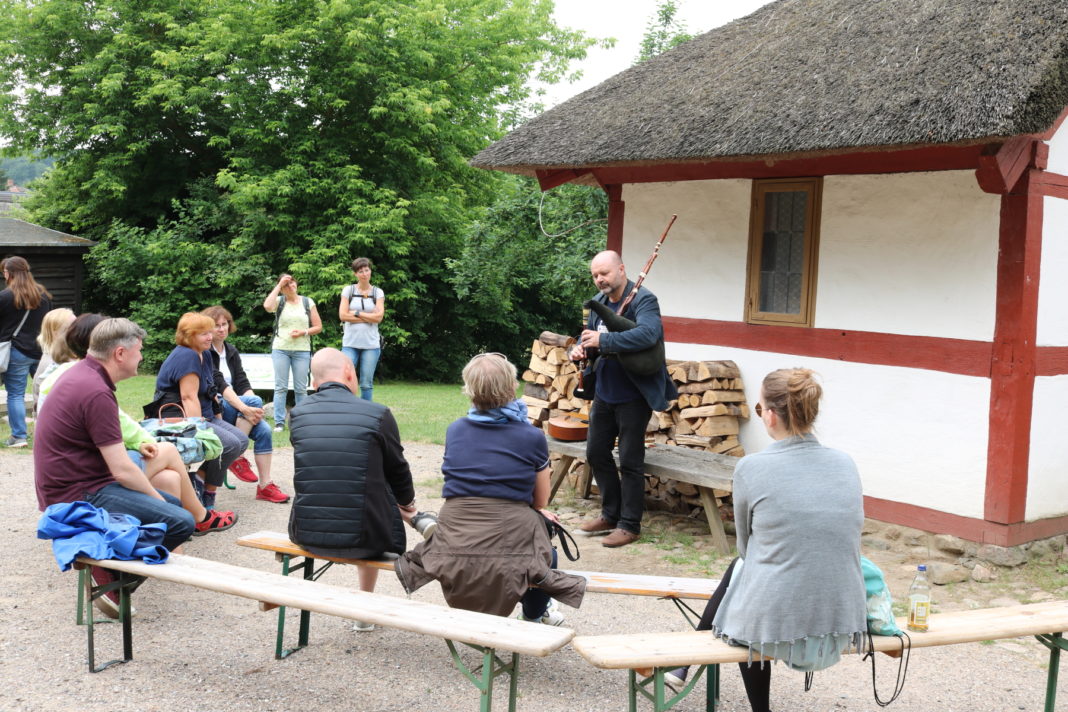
<box><xmin>395</xmin><ymin>497</ymin><xmax>586</xmax><ymax>617</ymax></box>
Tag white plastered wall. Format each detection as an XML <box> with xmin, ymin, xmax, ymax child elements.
<box><xmin>1028</xmin><ymin>375</ymin><xmax>1068</xmax><ymax>520</ymax></box>
<box><xmin>817</xmin><ymin>171</ymin><xmax>999</xmax><ymax>340</ymax></box>
<box><xmin>620</xmin><ymin>180</ymin><xmax>750</xmax><ymax>321</ymax></box>
<box><xmin>1048</xmin><ymin>118</ymin><xmax>1068</xmax><ymax>175</ymax></box>
<box><xmin>1037</xmin><ymin>196</ymin><xmax>1068</xmax><ymax>346</ymax></box>
<box><xmin>667</xmin><ymin>342</ymin><xmax>990</xmax><ymax>519</ymax></box>
<box><xmin>624</xmin><ymin>171</ymin><xmax>1000</xmax><ymax>341</ymax></box>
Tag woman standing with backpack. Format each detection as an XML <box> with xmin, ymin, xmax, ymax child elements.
<box><xmin>0</xmin><ymin>256</ymin><xmax>53</xmax><ymax>447</ymax></box>
<box><xmin>338</xmin><ymin>257</ymin><xmax>384</xmax><ymax>400</ymax></box>
<box><xmin>263</xmin><ymin>273</ymin><xmax>322</xmax><ymax>431</ymax></box>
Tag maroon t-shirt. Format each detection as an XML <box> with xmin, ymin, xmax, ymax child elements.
<box><xmin>34</xmin><ymin>357</ymin><xmax>124</xmax><ymax>509</ymax></box>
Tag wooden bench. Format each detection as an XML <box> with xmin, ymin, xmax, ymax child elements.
<box><xmin>571</xmin><ymin>601</ymin><xmax>1068</xmax><ymax>712</ymax></box>
<box><xmin>546</xmin><ymin>437</ymin><xmax>737</xmax><ymax>554</ymax></box>
<box><xmin>236</xmin><ymin>530</ymin><xmax>721</xmax><ymax>656</ymax></box>
<box><xmin>76</xmin><ymin>554</ymin><xmax>574</xmax><ymax>712</ymax></box>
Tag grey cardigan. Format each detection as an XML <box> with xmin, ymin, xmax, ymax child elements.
<box><xmin>712</xmin><ymin>434</ymin><xmax>867</xmax><ymax>654</ymax></box>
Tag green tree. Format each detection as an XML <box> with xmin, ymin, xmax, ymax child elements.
<box><xmin>636</xmin><ymin>0</ymin><xmax>692</xmax><ymax>63</ymax></box>
<box><xmin>0</xmin><ymin>0</ymin><xmax>593</xmax><ymax>376</ymax></box>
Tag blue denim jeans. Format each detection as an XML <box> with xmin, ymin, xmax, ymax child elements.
<box><xmin>520</xmin><ymin>547</ymin><xmax>558</xmax><ymax>619</ymax></box>
<box><xmin>86</xmin><ymin>482</ymin><xmax>195</xmax><ymax>551</ymax></box>
<box><xmin>221</xmin><ymin>395</ymin><xmax>273</xmax><ymax>454</ymax></box>
<box><xmin>271</xmin><ymin>349</ymin><xmax>310</xmax><ymax>423</ymax></box>
<box><xmin>3</xmin><ymin>347</ymin><xmax>35</xmax><ymax>439</ymax></box>
<box><xmin>342</xmin><ymin>346</ymin><xmax>381</xmax><ymax>400</ymax></box>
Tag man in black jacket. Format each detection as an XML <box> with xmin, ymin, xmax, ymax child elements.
<box><xmin>289</xmin><ymin>348</ymin><xmax>418</xmax><ymax>619</ymax></box>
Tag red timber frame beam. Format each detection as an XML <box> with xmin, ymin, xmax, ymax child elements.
<box><xmin>978</xmin><ymin>138</ymin><xmax>1045</xmax><ymax>525</ymax></box>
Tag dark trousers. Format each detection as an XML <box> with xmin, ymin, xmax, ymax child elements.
<box><xmin>586</xmin><ymin>397</ymin><xmax>651</xmax><ymax>535</ymax></box>
<box><xmin>698</xmin><ymin>558</ymin><xmax>772</xmax><ymax>712</ymax></box>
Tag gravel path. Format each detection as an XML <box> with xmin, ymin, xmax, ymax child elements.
<box><xmin>5</xmin><ymin>445</ymin><xmax>1065</xmax><ymax>712</ymax></box>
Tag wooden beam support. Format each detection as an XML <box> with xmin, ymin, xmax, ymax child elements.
<box><xmin>975</xmin><ymin>136</ymin><xmax>1039</xmax><ymax>194</ymax></box>
<box><xmin>535</xmin><ymin>168</ymin><xmax>590</xmax><ymax>191</ymax></box>
<box><xmin>605</xmin><ymin>183</ymin><xmax>623</xmax><ymax>254</ymax></box>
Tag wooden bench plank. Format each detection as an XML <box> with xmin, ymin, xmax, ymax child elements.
<box><xmin>236</xmin><ymin>531</ymin><xmax>721</xmax><ymax>600</ymax></box>
<box><xmin>81</xmin><ymin>554</ymin><xmax>573</xmax><ymax>657</ymax></box>
<box><xmin>572</xmin><ymin>601</ymin><xmax>1068</xmax><ymax>669</ymax></box>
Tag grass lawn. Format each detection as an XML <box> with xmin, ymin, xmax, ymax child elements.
<box><xmin>5</xmin><ymin>374</ymin><xmax>467</xmax><ymax>450</ymax></box>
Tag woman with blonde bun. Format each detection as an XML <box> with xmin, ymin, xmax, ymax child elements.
<box><xmin>665</xmin><ymin>368</ymin><xmax>866</xmax><ymax>712</ymax></box>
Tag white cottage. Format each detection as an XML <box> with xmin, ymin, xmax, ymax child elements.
<box><xmin>472</xmin><ymin>0</ymin><xmax>1068</xmax><ymax>545</ymax></box>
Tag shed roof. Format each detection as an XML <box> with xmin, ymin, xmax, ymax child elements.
<box><xmin>0</xmin><ymin>218</ymin><xmax>95</xmax><ymax>249</ymax></box>
<box><xmin>472</xmin><ymin>0</ymin><xmax>1068</xmax><ymax>176</ymax></box>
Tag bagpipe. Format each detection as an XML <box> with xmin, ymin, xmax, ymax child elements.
<box><xmin>577</xmin><ymin>214</ymin><xmax>676</xmax><ymax>394</ymax></box>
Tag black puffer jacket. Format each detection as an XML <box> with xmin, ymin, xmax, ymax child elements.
<box><xmin>288</xmin><ymin>382</ymin><xmax>415</xmax><ymax>558</ymax></box>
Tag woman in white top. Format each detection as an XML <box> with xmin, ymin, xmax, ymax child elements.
<box><xmin>263</xmin><ymin>273</ymin><xmax>322</xmax><ymax>430</ymax></box>
<box><xmin>338</xmin><ymin>257</ymin><xmax>384</xmax><ymax>400</ymax></box>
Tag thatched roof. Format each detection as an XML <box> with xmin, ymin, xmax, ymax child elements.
<box><xmin>0</xmin><ymin>218</ymin><xmax>94</xmax><ymax>249</ymax></box>
<box><xmin>472</xmin><ymin>0</ymin><xmax>1068</xmax><ymax>176</ymax></box>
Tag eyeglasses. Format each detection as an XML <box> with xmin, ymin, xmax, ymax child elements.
<box><xmin>755</xmin><ymin>403</ymin><xmax>765</xmax><ymax>417</ymax></box>
<box><xmin>477</xmin><ymin>352</ymin><xmax>506</xmax><ymax>359</ymax></box>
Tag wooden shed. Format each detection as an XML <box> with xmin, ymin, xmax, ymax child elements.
<box><xmin>472</xmin><ymin>0</ymin><xmax>1068</xmax><ymax>545</ymax></box>
<box><xmin>0</xmin><ymin>218</ymin><xmax>95</xmax><ymax>311</ymax></box>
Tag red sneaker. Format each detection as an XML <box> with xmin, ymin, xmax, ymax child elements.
<box><xmin>227</xmin><ymin>456</ymin><xmax>258</xmax><ymax>483</ymax></box>
<box><xmin>256</xmin><ymin>482</ymin><xmax>290</xmax><ymax>503</ymax></box>
<box><xmin>193</xmin><ymin>508</ymin><xmax>238</xmax><ymax>536</ymax></box>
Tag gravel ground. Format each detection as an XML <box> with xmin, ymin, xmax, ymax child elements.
<box><xmin>5</xmin><ymin>445</ymin><xmax>1065</xmax><ymax>712</ymax></box>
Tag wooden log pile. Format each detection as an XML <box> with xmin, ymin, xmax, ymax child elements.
<box><xmin>520</xmin><ymin>338</ymin><xmax>589</xmax><ymax>428</ymax></box>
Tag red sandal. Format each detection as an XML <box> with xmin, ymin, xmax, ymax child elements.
<box><xmin>193</xmin><ymin>508</ymin><xmax>238</xmax><ymax>536</ymax></box>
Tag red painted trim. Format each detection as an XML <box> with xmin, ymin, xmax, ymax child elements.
<box><xmin>605</xmin><ymin>184</ymin><xmax>623</xmax><ymax>254</ymax></box>
<box><xmin>1037</xmin><ymin>347</ymin><xmax>1068</xmax><ymax>377</ymax></box>
<box><xmin>976</xmin><ymin>137</ymin><xmax>1037</xmax><ymax>194</ymax></box>
<box><xmin>663</xmin><ymin>317</ymin><xmax>992</xmax><ymax>377</ymax></box>
<box><xmin>536</xmin><ymin>168</ymin><xmax>589</xmax><ymax>191</ymax></box>
<box><xmin>583</xmin><ymin>144</ymin><xmax>988</xmax><ymax>186</ymax></box>
<box><xmin>864</xmin><ymin>496</ymin><xmax>1068</xmax><ymax>546</ymax></box>
<box><xmin>984</xmin><ymin>172</ymin><xmax>1043</xmax><ymax>524</ymax></box>
<box><xmin>1031</xmin><ymin>169</ymin><xmax>1068</xmax><ymax>200</ymax></box>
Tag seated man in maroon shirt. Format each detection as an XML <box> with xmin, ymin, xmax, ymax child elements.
<box><xmin>34</xmin><ymin>318</ymin><xmax>196</xmax><ymax>618</ymax></box>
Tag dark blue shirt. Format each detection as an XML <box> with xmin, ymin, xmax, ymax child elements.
<box><xmin>441</xmin><ymin>418</ymin><xmax>550</xmax><ymax>503</ymax></box>
<box><xmin>593</xmin><ymin>296</ymin><xmax>643</xmax><ymax>404</ymax></box>
<box><xmin>156</xmin><ymin>346</ymin><xmax>216</xmax><ymax>416</ymax></box>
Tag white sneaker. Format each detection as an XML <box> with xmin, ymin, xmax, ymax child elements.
<box><xmin>352</xmin><ymin>620</ymin><xmax>375</xmax><ymax>632</ymax></box>
<box><xmin>517</xmin><ymin>600</ymin><xmax>566</xmax><ymax>626</ymax></box>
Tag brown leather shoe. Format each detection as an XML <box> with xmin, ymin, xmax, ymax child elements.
<box><xmin>602</xmin><ymin>528</ymin><xmax>640</xmax><ymax>548</ymax></box>
<box><xmin>579</xmin><ymin>516</ymin><xmax>615</xmax><ymax>535</ymax></box>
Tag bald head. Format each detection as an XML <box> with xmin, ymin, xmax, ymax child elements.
<box><xmin>311</xmin><ymin>348</ymin><xmax>356</xmax><ymax>392</ymax></box>
<box><xmin>590</xmin><ymin>250</ymin><xmax>627</xmax><ymax>300</ymax></box>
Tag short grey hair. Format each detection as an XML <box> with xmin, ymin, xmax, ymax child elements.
<box><xmin>88</xmin><ymin>318</ymin><xmax>146</xmax><ymax>360</ymax></box>
<box><xmin>461</xmin><ymin>353</ymin><xmax>518</xmax><ymax>411</ymax></box>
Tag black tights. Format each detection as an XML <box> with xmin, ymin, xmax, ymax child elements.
<box><xmin>697</xmin><ymin>558</ymin><xmax>772</xmax><ymax>712</ymax></box>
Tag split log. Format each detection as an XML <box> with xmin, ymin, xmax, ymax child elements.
<box><xmin>521</xmin><ymin>395</ymin><xmax>550</xmax><ymax>411</ymax></box>
<box><xmin>695</xmin><ymin>416</ymin><xmax>738</xmax><ymax>437</ymax></box>
<box><xmin>522</xmin><ymin>382</ymin><xmax>550</xmax><ymax>401</ymax></box>
<box><xmin>538</xmin><ymin>331</ymin><xmax>575</xmax><ymax>348</ymax></box>
<box><xmin>527</xmin><ymin>353</ymin><xmax>558</xmax><ymax>378</ymax></box>
<box><xmin>709</xmin><ymin>436</ymin><xmax>741</xmax><ymax>454</ymax></box>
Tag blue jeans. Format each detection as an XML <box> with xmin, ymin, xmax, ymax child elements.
<box><xmin>342</xmin><ymin>346</ymin><xmax>381</xmax><ymax>400</ymax></box>
<box><xmin>201</xmin><ymin>417</ymin><xmax>248</xmax><ymax>488</ymax></box>
<box><xmin>3</xmin><ymin>347</ymin><xmax>34</xmax><ymax>439</ymax></box>
<box><xmin>271</xmin><ymin>349</ymin><xmax>310</xmax><ymax>423</ymax></box>
<box><xmin>221</xmin><ymin>395</ymin><xmax>273</xmax><ymax>454</ymax></box>
<box><xmin>86</xmin><ymin>483</ymin><xmax>195</xmax><ymax>551</ymax></box>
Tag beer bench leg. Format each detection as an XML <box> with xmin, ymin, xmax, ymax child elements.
<box><xmin>446</xmin><ymin>640</ymin><xmax>520</xmax><ymax>712</ymax></box>
<box><xmin>629</xmin><ymin>665</ymin><xmax>710</xmax><ymax>712</ymax></box>
<box><xmin>275</xmin><ymin>554</ymin><xmax>334</xmax><ymax>659</ymax></box>
<box><xmin>1036</xmin><ymin>632</ymin><xmax>1066</xmax><ymax>712</ymax></box>
<box><xmin>79</xmin><ymin>567</ymin><xmax>144</xmax><ymax>673</ymax></box>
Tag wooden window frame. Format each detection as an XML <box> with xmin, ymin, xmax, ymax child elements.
<box><xmin>744</xmin><ymin>177</ymin><xmax>823</xmax><ymax>327</ymax></box>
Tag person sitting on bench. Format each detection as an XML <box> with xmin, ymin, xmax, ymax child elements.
<box><xmin>395</xmin><ymin>352</ymin><xmax>586</xmax><ymax>625</ymax></box>
<box><xmin>34</xmin><ymin>318</ymin><xmax>198</xmax><ymax>619</ymax></box>
<box><xmin>664</xmin><ymin>368</ymin><xmax>867</xmax><ymax>712</ymax></box>
<box><xmin>288</xmin><ymin>348</ymin><xmax>421</xmax><ymax>631</ymax></box>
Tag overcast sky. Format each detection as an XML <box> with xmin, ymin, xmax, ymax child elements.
<box><xmin>539</xmin><ymin>0</ymin><xmax>774</xmax><ymax>108</ymax></box>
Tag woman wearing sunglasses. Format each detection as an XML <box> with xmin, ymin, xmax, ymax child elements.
<box><xmin>664</xmin><ymin>368</ymin><xmax>866</xmax><ymax>712</ymax></box>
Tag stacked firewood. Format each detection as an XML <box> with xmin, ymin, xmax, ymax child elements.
<box><xmin>520</xmin><ymin>339</ymin><xmax>588</xmax><ymax>427</ymax></box>
<box><xmin>652</xmin><ymin>360</ymin><xmax>747</xmax><ymax>456</ymax></box>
